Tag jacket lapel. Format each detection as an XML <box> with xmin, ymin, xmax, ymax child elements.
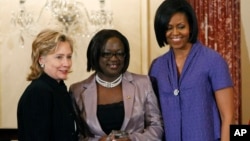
<box><xmin>83</xmin><ymin>75</ymin><xmax>106</xmax><ymax>135</ymax></box>
<box><xmin>82</xmin><ymin>72</ymin><xmax>136</xmax><ymax>134</ymax></box>
<box><xmin>121</xmin><ymin>72</ymin><xmax>135</xmax><ymax>130</ymax></box>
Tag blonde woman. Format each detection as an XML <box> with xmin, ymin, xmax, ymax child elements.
<box><xmin>17</xmin><ymin>29</ymin><xmax>77</xmax><ymax>141</ymax></box>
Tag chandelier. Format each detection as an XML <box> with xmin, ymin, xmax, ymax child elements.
<box><xmin>11</xmin><ymin>0</ymin><xmax>113</xmax><ymax>47</ymax></box>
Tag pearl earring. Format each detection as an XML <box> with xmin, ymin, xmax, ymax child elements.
<box><xmin>40</xmin><ymin>64</ymin><xmax>45</xmax><ymax>68</ymax></box>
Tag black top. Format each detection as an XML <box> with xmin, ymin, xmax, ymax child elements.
<box><xmin>17</xmin><ymin>73</ymin><xmax>78</xmax><ymax>141</ymax></box>
<box><xmin>97</xmin><ymin>101</ymin><xmax>124</xmax><ymax>135</ymax></box>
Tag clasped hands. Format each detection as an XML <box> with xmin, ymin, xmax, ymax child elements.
<box><xmin>99</xmin><ymin>130</ymin><xmax>131</xmax><ymax>141</ymax></box>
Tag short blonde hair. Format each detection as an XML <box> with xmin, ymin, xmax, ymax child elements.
<box><xmin>27</xmin><ymin>29</ymin><xmax>74</xmax><ymax>81</ymax></box>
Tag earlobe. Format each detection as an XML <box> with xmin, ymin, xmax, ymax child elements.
<box><xmin>39</xmin><ymin>56</ymin><xmax>45</xmax><ymax>68</ymax></box>
<box><xmin>40</xmin><ymin>64</ymin><xmax>45</xmax><ymax>68</ymax></box>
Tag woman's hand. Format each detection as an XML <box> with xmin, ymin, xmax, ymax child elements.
<box><xmin>99</xmin><ymin>136</ymin><xmax>109</xmax><ymax>141</ymax></box>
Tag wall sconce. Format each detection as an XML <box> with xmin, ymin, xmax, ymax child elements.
<box><xmin>11</xmin><ymin>0</ymin><xmax>113</xmax><ymax>47</ymax></box>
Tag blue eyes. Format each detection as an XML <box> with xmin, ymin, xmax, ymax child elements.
<box><xmin>101</xmin><ymin>52</ymin><xmax>126</xmax><ymax>59</ymax></box>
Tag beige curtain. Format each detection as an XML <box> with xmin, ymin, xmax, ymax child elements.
<box><xmin>187</xmin><ymin>0</ymin><xmax>241</xmax><ymax>124</ymax></box>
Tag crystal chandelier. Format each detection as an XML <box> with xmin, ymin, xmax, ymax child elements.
<box><xmin>11</xmin><ymin>0</ymin><xmax>34</xmax><ymax>47</ymax></box>
<box><xmin>11</xmin><ymin>0</ymin><xmax>113</xmax><ymax>46</ymax></box>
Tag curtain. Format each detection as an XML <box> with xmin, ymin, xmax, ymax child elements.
<box><xmin>187</xmin><ymin>0</ymin><xmax>241</xmax><ymax>124</ymax></box>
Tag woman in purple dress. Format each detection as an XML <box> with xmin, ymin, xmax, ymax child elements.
<box><xmin>149</xmin><ymin>0</ymin><xmax>235</xmax><ymax>141</ymax></box>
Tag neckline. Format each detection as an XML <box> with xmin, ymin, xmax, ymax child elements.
<box><xmin>95</xmin><ymin>74</ymin><xmax>122</xmax><ymax>88</ymax></box>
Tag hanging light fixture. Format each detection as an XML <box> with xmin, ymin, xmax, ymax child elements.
<box><xmin>11</xmin><ymin>0</ymin><xmax>113</xmax><ymax>47</ymax></box>
<box><xmin>11</xmin><ymin>0</ymin><xmax>34</xmax><ymax>47</ymax></box>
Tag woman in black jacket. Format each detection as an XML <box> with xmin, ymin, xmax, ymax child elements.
<box><xmin>17</xmin><ymin>29</ymin><xmax>78</xmax><ymax>141</ymax></box>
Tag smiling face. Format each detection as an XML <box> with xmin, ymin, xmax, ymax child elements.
<box><xmin>166</xmin><ymin>12</ymin><xmax>191</xmax><ymax>49</ymax></box>
<box><xmin>39</xmin><ymin>41</ymin><xmax>72</xmax><ymax>82</ymax></box>
<box><xmin>98</xmin><ymin>37</ymin><xmax>125</xmax><ymax>81</ymax></box>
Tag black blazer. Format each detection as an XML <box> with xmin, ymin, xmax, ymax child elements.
<box><xmin>17</xmin><ymin>73</ymin><xmax>77</xmax><ymax>141</ymax></box>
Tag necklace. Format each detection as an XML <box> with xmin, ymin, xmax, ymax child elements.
<box><xmin>95</xmin><ymin>74</ymin><xmax>122</xmax><ymax>88</ymax></box>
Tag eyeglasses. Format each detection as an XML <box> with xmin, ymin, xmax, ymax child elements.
<box><xmin>101</xmin><ymin>52</ymin><xmax>126</xmax><ymax>59</ymax></box>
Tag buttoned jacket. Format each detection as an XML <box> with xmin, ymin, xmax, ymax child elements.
<box><xmin>70</xmin><ymin>71</ymin><xmax>163</xmax><ymax>141</ymax></box>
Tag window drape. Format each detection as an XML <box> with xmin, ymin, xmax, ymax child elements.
<box><xmin>187</xmin><ymin>0</ymin><xmax>241</xmax><ymax>124</ymax></box>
